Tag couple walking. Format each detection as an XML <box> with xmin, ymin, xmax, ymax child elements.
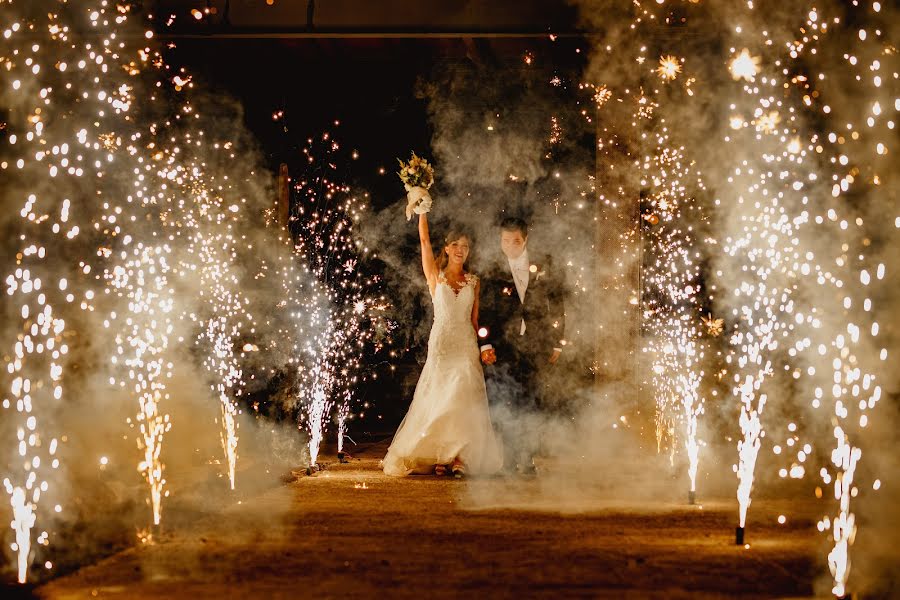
<box><xmin>382</xmin><ymin>213</ymin><xmax>566</xmax><ymax>477</ymax></box>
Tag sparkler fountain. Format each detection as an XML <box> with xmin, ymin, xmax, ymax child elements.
<box><xmin>336</xmin><ymin>390</ymin><xmax>352</xmax><ymax>462</ymax></box>
<box><xmin>289</xmin><ymin>132</ymin><xmax>389</xmax><ymax>470</ymax></box>
<box><xmin>0</xmin><ymin>0</ymin><xmax>155</xmax><ymax>577</ymax></box>
<box><xmin>302</xmin><ymin>318</ymin><xmax>336</xmax><ymax>470</ymax></box>
<box><xmin>579</xmin><ymin>1</ymin><xmax>712</xmax><ymax>506</ymax></box>
<box><xmin>638</xmin><ymin>98</ymin><xmax>710</xmax><ymax>506</ymax></box>
<box><xmin>180</xmin><ymin>164</ymin><xmax>254</xmax><ymax>491</ymax></box>
<box><xmin>721</xmin><ymin>165</ymin><xmax>803</xmax><ymax>545</ymax></box>
<box><xmin>775</xmin><ymin>5</ymin><xmax>895</xmax><ymax>596</ymax></box>
<box><xmin>712</xmin><ymin>2</ymin><xmax>894</xmax><ymax>590</ymax></box>
<box><xmin>1</xmin><ymin>275</ymin><xmax>64</xmax><ymax>582</ymax></box>
<box><xmin>298</xmin><ymin>284</ymin><xmax>375</xmax><ymax>470</ymax></box>
<box><xmin>105</xmin><ymin>242</ymin><xmax>176</xmax><ymax>525</ymax></box>
<box><xmin>716</xmin><ymin>8</ymin><xmax>831</xmax><ymax>549</ymax></box>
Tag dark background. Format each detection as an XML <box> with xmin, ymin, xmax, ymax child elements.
<box><xmin>163</xmin><ymin>35</ymin><xmax>588</xmax><ymax>205</ymax></box>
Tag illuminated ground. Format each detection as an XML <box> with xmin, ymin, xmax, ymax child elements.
<box><xmin>35</xmin><ymin>439</ymin><xmax>826</xmax><ymax>599</ymax></box>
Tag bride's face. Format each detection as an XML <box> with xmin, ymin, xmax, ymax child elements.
<box><xmin>445</xmin><ymin>237</ymin><xmax>470</xmax><ymax>266</ymax></box>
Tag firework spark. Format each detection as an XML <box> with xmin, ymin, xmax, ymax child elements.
<box><xmin>729</xmin><ymin>48</ymin><xmax>760</xmax><ymax>81</ymax></box>
<box><xmin>656</xmin><ymin>55</ymin><xmax>682</xmax><ymax>81</ymax></box>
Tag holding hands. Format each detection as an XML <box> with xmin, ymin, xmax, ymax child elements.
<box><xmin>548</xmin><ymin>348</ymin><xmax>561</xmax><ymax>365</ymax></box>
<box><xmin>480</xmin><ymin>348</ymin><xmax>496</xmax><ymax>365</ymax></box>
<box><xmin>480</xmin><ymin>347</ymin><xmax>560</xmax><ymax>366</ymax></box>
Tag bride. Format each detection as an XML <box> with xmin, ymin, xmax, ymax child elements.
<box><xmin>382</xmin><ymin>213</ymin><xmax>504</xmax><ymax>478</ymax></box>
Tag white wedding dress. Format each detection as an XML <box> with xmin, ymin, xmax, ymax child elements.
<box><xmin>382</xmin><ymin>272</ymin><xmax>504</xmax><ymax>476</ymax></box>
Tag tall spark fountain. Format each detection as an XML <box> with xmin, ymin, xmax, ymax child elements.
<box><xmin>289</xmin><ymin>131</ymin><xmax>388</xmax><ymax>468</ymax></box>
<box><xmin>187</xmin><ymin>218</ymin><xmax>251</xmax><ymax>491</ymax></box>
<box><xmin>0</xmin><ymin>0</ymin><xmax>142</xmax><ymax>577</ymax></box>
<box><xmin>796</xmin><ymin>4</ymin><xmax>893</xmax><ymax>594</ymax></box>
<box><xmin>720</xmin><ymin>48</ymin><xmax>808</xmax><ymax>544</ymax></box>
<box><xmin>105</xmin><ymin>243</ymin><xmax>176</xmax><ymax>525</ymax></box>
<box><xmin>713</xmin><ymin>4</ymin><xmax>893</xmax><ymax>587</ymax></box>
<box><xmin>336</xmin><ymin>390</ymin><xmax>352</xmax><ymax>460</ymax></box>
<box><xmin>638</xmin><ymin>106</ymin><xmax>710</xmax><ymax>504</ymax></box>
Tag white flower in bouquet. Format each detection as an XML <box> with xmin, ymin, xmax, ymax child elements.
<box><xmin>397</xmin><ymin>152</ymin><xmax>435</xmax><ymax>221</ymax></box>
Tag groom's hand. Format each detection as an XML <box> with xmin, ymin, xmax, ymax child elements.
<box><xmin>480</xmin><ymin>349</ymin><xmax>496</xmax><ymax>365</ymax></box>
<box><xmin>548</xmin><ymin>349</ymin><xmax>562</xmax><ymax>365</ymax></box>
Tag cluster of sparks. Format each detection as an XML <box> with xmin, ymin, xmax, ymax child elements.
<box><xmin>290</xmin><ymin>133</ymin><xmax>390</xmax><ymax>466</ymax></box>
<box><xmin>656</xmin><ymin>55</ymin><xmax>682</xmax><ymax>81</ymax></box>
<box><xmin>720</xmin><ymin>6</ymin><xmax>892</xmax><ymax>597</ymax></box>
<box><xmin>1</xmin><ymin>1</ymin><xmax>155</xmax><ymax>579</ymax></box>
<box><xmin>720</xmin><ymin>33</ymin><xmax>811</xmax><ymax>533</ymax></box>
<box><xmin>105</xmin><ymin>242</ymin><xmax>175</xmax><ymax>525</ymax></box>
<box><xmin>623</xmin><ymin>1</ymin><xmax>893</xmax><ymax>596</ymax></box>
<box><xmin>0</xmin><ymin>0</ymin><xmax>386</xmax><ymax>582</ymax></box>
<box><xmin>595</xmin><ymin>1</ymin><xmax>894</xmax><ymax>595</ymax></box>
<box><xmin>181</xmin><ymin>176</ymin><xmax>252</xmax><ymax>491</ymax></box>
<box><xmin>639</xmin><ymin>114</ymin><xmax>710</xmax><ymax>500</ymax></box>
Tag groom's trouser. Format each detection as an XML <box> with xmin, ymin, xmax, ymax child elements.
<box><xmin>485</xmin><ymin>340</ymin><xmax>546</xmax><ymax>466</ymax></box>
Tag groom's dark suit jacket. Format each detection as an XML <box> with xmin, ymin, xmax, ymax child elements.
<box><xmin>479</xmin><ymin>252</ymin><xmax>567</xmax><ymax>375</ymax></box>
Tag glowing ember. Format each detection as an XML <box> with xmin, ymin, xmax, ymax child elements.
<box><xmin>701</xmin><ymin>314</ymin><xmax>724</xmax><ymax>337</ymax></box>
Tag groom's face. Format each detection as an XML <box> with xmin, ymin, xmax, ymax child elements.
<box><xmin>500</xmin><ymin>229</ymin><xmax>527</xmax><ymax>260</ymax></box>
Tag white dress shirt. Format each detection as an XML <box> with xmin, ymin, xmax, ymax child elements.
<box><xmin>508</xmin><ymin>250</ymin><xmax>529</xmax><ymax>334</ymax></box>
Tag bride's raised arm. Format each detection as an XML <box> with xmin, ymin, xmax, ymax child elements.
<box><xmin>418</xmin><ymin>213</ymin><xmax>439</xmax><ymax>293</ymax></box>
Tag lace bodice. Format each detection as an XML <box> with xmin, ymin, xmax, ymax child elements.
<box><xmin>428</xmin><ymin>271</ymin><xmax>479</xmax><ymax>360</ymax></box>
<box><xmin>433</xmin><ymin>271</ymin><xmax>477</xmax><ymax>321</ymax></box>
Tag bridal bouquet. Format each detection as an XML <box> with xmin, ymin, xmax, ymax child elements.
<box><xmin>397</xmin><ymin>152</ymin><xmax>434</xmax><ymax>221</ymax></box>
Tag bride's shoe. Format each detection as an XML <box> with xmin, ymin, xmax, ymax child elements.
<box><xmin>450</xmin><ymin>459</ymin><xmax>466</xmax><ymax>479</ymax></box>
<box><xmin>434</xmin><ymin>464</ymin><xmax>448</xmax><ymax>476</ymax></box>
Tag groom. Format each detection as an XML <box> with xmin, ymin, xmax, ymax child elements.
<box><xmin>479</xmin><ymin>217</ymin><xmax>567</xmax><ymax>473</ymax></box>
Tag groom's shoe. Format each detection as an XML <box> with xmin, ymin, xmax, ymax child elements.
<box><xmin>516</xmin><ymin>459</ymin><xmax>538</xmax><ymax>476</ymax></box>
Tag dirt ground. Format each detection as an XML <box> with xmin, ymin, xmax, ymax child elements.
<box><xmin>30</xmin><ymin>437</ymin><xmax>832</xmax><ymax>599</ymax></box>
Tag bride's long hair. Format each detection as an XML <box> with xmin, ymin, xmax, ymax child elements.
<box><xmin>435</xmin><ymin>228</ymin><xmax>472</xmax><ymax>272</ymax></box>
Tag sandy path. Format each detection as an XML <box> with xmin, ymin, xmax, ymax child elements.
<box><xmin>35</xmin><ymin>439</ymin><xmax>824</xmax><ymax>599</ymax></box>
